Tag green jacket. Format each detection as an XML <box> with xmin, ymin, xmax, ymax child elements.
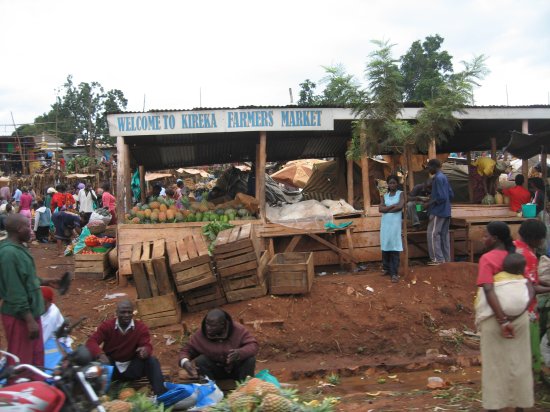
<box><xmin>0</xmin><ymin>240</ymin><xmax>44</xmax><ymax>318</ymax></box>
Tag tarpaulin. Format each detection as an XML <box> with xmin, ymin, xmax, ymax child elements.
<box><xmin>505</xmin><ymin>131</ymin><xmax>550</xmax><ymax>160</ymax></box>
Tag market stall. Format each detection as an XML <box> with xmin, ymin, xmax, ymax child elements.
<box><xmin>107</xmin><ymin>105</ymin><xmax>550</xmax><ymax>283</ymax></box>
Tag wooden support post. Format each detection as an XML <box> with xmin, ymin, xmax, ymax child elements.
<box><xmin>116</xmin><ymin>136</ymin><xmax>131</xmax><ymax>218</ymax></box>
<box><xmin>360</xmin><ymin>125</ymin><xmax>371</xmax><ymax>214</ymax></box>
<box><xmin>490</xmin><ymin>137</ymin><xmax>497</xmax><ymax>160</ymax></box>
<box><xmin>405</xmin><ymin>145</ymin><xmax>414</xmax><ymax>190</ymax></box>
<box><xmin>255</xmin><ymin>144</ymin><xmax>260</xmax><ymax>197</ymax></box>
<box><xmin>257</xmin><ymin>132</ymin><xmax>267</xmax><ymax>222</ymax></box>
<box><xmin>347</xmin><ymin>141</ymin><xmax>354</xmax><ymax>205</ymax></box>
<box><xmin>139</xmin><ymin>165</ymin><xmax>146</xmax><ymax>204</ymax></box>
<box><xmin>522</xmin><ymin>120</ymin><xmax>529</xmax><ymax>187</ymax></box>
<box><xmin>401</xmin><ymin>145</ymin><xmax>410</xmax><ymax>279</ymax></box>
<box><xmin>466</xmin><ymin>151</ymin><xmax>474</xmax><ymax>203</ymax></box>
<box><xmin>428</xmin><ymin>138</ymin><xmax>437</xmax><ymax>160</ymax></box>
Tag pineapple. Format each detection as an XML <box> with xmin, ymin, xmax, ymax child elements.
<box><xmin>228</xmin><ymin>394</ymin><xmax>258</xmax><ymax>412</ymax></box>
<box><xmin>259</xmin><ymin>394</ymin><xmax>293</xmax><ymax>412</ymax></box>
<box><xmin>103</xmin><ymin>400</ymin><xmax>132</xmax><ymax>412</ymax></box>
<box><xmin>117</xmin><ymin>387</ymin><xmax>136</xmax><ymax>401</ymax></box>
<box><xmin>238</xmin><ymin>377</ymin><xmax>264</xmax><ymax>395</ymax></box>
<box><xmin>253</xmin><ymin>381</ymin><xmax>281</xmax><ymax>397</ymax></box>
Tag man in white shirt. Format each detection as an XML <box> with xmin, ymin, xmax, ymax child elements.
<box><xmin>77</xmin><ymin>183</ymin><xmax>97</xmax><ymax>225</ymax></box>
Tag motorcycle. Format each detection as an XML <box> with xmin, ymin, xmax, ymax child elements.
<box><xmin>0</xmin><ymin>318</ymin><xmax>107</xmax><ymax>412</ymax></box>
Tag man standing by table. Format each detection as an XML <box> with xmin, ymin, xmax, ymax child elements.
<box><xmin>424</xmin><ymin>159</ymin><xmax>454</xmax><ymax>265</ymax></box>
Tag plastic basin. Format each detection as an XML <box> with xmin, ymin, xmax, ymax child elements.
<box><xmin>522</xmin><ymin>203</ymin><xmax>536</xmax><ymax>218</ymax></box>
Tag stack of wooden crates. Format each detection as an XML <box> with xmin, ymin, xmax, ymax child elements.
<box><xmin>213</xmin><ymin>224</ymin><xmax>269</xmax><ymax>302</ymax></box>
<box><xmin>130</xmin><ymin>239</ymin><xmax>181</xmax><ymax>328</ymax></box>
<box><xmin>166</xmin><ymin>233</ymin><xmax>226</xmax><ymax>312</ymax></box>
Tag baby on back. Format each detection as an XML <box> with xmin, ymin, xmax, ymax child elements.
<box><xmin>475</xmin><ymin>253</ymin><xmax>533</xmax><ymax>327</ymax></box>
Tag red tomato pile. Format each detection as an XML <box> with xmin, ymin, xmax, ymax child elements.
<box><xmin>84</xmin><ymin>235</ymin><xmax>100</xmax><ymax>247</ymax></box>
<box><xmin>81</xmin><ymin>250</ymin><xmax>100</xmax><ymax>255</ymax></box>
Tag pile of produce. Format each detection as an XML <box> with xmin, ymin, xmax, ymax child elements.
<box><xmin>102</xmin><ymin>387</ymin><xmax>169</xmax><ymax>412</ymax></box>
<box><xmin>124</xmin><ymin>196</ymin><xmax>259</xmax><ymax>224</ymax></box>
<box><xmin>207</xmin><ymin>378</ymin><xmax>337</xmax><ymax>412</ymax></box>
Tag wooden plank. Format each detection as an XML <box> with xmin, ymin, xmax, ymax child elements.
<box><xmin>174</xmin><ymin>262</ymin><xmax>214</xmax><ymax>283</ymax></box>
<box><xmin>141</xmin><ymin>314</ymin><xmax>180</xmax><ymax>329</ymax></box>
<box><xmin>185</xmin><ymin>235</ymin><xmax>199</xmax><ymax>259</ymax></box>
<box><xmin>225</xmin><ymin>281</ymin><xmax>267</xmax><ymax>303</ymax></box>
<box><xmin>257</xmin><ymin>131</ymin><xmax>266</xmax><ymax>221</ymax></box>
<box><xmin>213</xmin><ymin>239</ymin><xmax>252</xmax><ymax>254</ymax></box>
<box><xmin>228</xmin><ymin>227</ymin><xmax>241</xmax><ymax>243</ymax></box>
<box><xmin>176</xmin><ymin>239</ymin><xmax>189</xmax><ymax>262</ymax></box>
<box><xmin>183</xmin><ymin>284</ymin><xmax>225</xmax><ymax>306</ymax></box>
<box><xmin>176</xmin><ymin>275</ymin><xmax>217</xmax><ymax>293</ymax></box>
<box><xmin>152</xmin><ymin>240</ymin><xmax>172</xmax><ymax>295</ymax></box>
<box><xmin>239</xmin><ymin>224</ymin><xmax>251</xmax><ymax>240</ymax></box>
<box><xmin>218</xmin><ymin>260</ymin><xmax>258</xmax><ymax>278</ymax></box>
<box><xmin>216</xmin><ymin>228</ymin><xmax>233</xmax><ymax>246</ymax></box>
<box><xmin>215</xmin><ymin>252</ymin><xmax>258</xmax><ymax>270</ymax></box>
<box><xmin>171</xmin><ymin>254</ymin><xmax>211</xmax><ymax>273</ymax></box>
<box><xmin>193</xmin><ymin>233</ymin><xmax>209</xmax><ymax>257</ymax></box>
<box><xmin>130</xmin><ymin>243</ymin><xmax>152</xmax><ymax>299</ymax></box>
<box><xmin>284</xmin><ymin>235</ymin><xmax>302</xmax><ymax>252</ymax></box>
<box><xmin>144</xmin><ymin>259</ymin><xmax>159</xmax><ymax>297</ymax></box>
<box><xmin>306</xmin><ymin>233</ymin><xmax>359</xmax><ymax>263</ymax></box>
<box><xmin>185</xmin><ymin>297</ymin><xmax>227</xmax><ymax>313</ymax></box>
<box><xmin>136</xmin><ymin>294</ymin><xmax>178</xmax><ymax>315</ymax></box>
<box><xmin>74</xmin><ymin>253</ymin><xmax>108</xmax><ymax>261</ymax></box>
<box><xmin>222</xmin><ymin>273</ymin><xmax>259</xmax><ymax>291</ymax></box>
<box><xmin>213</xmin><ymin>245</ymin><xmax>254</xmax><ymax>261</ymax></box>
<box><xmin>166</xmin><ymin>241</ymin><xmax>179</xmax><ymax>268</ymax></box>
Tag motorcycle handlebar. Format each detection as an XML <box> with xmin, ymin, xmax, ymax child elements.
<box><xmin>13</xmin><ymin>364</ymin><xmax>52</xmax><ymax>379</ymax></box>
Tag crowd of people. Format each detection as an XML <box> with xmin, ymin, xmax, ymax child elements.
<box><xmin>0</xmin><ymin>181</ymin><xmax>117</xmax><ymax>256</ymax></box>
<box><xmin>0</xmin><ymin>213</ymin><xmax>259</xmax><ymax>392</ymax></box>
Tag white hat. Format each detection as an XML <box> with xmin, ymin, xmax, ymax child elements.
<box><xmin>47</xmin><ymin>187</ymin><xmax>57</xmax><ymax>194</ymax></box>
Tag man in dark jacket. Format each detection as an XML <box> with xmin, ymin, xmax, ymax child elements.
<box><xmin>86</xmin><ymin>300</ymin><xmax>166</xmax><ymax>395</ymax></box>
<box><xmin>424</xmin><ymin>159</ymin><xmax>454</xmax><ymax>265</ymax></box>
<box><xmin>179</xmin><ymin>308</ymin><xmax>258</xmax><ymax>381</ymax></box>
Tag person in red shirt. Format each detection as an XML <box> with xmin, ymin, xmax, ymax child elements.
<box><xmin>18</xmin><ymin>187</ymin><xmax>34</xmax><ymax>238</ymax></box>
<box><xmin>86</xmin><ymin>300</ymin><xmax>166</xmax><ymax>395</ymax></box>
<box><xmin>179</xmin><ymin>308</ymin><xmax>258</xmax><ymax>381</ymax></box>
<box><xmin>476</xmin><ymin>221</ymin><xmax>534</xmax><ymax>410</ymax></box>
<box><xmin>101</xmin><ymin>182</ymin><xmax>117</xmax><ymax>225</ymax></box>
<box><xmin>513</xmin><ymin>219</ymin><xmax>550</xmax><ymax>379</ymax></box>
<box><xmin>502</xmin><ymin>174</ymin><xmax>531</xmax><ymax>213</ymax></box>
<box><xmin>50</xmin><ymin>184</ymin><xmax>76</xmax><ymax>212</ymax></box>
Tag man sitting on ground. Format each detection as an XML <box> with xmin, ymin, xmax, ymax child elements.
<box><xmin>179</xmin><ymin>308</ymin><xmax>258</xmax><ymax>381</ymax></box>
<box><xmin>86</xmin><ymin>300</ymin><xmax>166</xmax><ymax>396</ymax></box>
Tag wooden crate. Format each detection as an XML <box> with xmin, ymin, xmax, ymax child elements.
<box><xmin>214</xmin><ymin>224</ymin><xmax>262</xmax><ymax>279</ymax></box>
<box><xmin>224</xmin><ymin>251</ymin><xmax>270</xmax><ymax>303</ymax></box>
<box><xmin>74</xmin><ymin>252</ymin><xmax>110</xmax><ymax>279</ymax></box>
<box><xmin>268</xmin><ymin>252</ymin><xmax>314</xmax><ymax>295</ymax></box>
<box><xmin>182</xmin><ymin>281</ymin><xmax>227</xmax><ymax>313</ymax></box>
<box><xmin>130</xmin><ymin>239</ymin><xmax>173</xmax><ymax>299</ymax></box>
<box><xmin>166</xmin><ymin>234</ymin><xmax>216</xmax><ymax>293</ymax></box>
<box><xmin>136</xmin><ymin>293</ymin><xmax>181</xmax><ymax>328</ymax></box>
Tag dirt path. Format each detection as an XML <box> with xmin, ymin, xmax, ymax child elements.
<box><xmin>8</xmin><ymin>242</ymin><xmax>550</xmax><ymax>410</ymax></box>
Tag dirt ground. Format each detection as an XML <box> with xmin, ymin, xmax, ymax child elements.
<box><xmin>5</xmin><ymin>242</ymin><xmax>550</xmax><ymax>411</ymax></box>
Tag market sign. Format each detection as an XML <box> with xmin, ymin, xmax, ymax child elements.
<box><xmin>107</xmin><ymin>108</ymin><xmax>338</xmax><ymax>136</ymax></box>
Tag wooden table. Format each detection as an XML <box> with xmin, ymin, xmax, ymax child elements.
<box><xmin>451</xmin><ymin>216</ymin><xmax>525</xmax><ymax>262</ymax></box>
<box><xmin>258</xmin><ymin>223</ymin><xmax>358</xmax><ymax>271</ymax></box>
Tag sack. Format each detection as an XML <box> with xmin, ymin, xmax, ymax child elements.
<box><xmin>255</xmin><ymin>369</ymin><xmax>281</xmax><ymax>388</ymax></box>
<box><xmin>90</xmin><ymin>209</ymin><xmax>111</xmax><ymax>226</ymax></box>
<box><xmin>475</xmin><ymin>279</ymin><xmax>529</xmax><ymax>327</ymax></box>
<box><xmin>157</xmin><ymin>379</ymin><xmax>223</xmax><ymax>410</ymax></box>
<box><xmin>539</xmin><ymin>256</ymin><xmax>550</xmax><ymax>285</ymax></box>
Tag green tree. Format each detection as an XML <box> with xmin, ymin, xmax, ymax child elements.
<box><xmin>400</xmin><ymin>34</ymin><xmax>453</xmax><ymax>102</ymax></box>
<box><xmin>14</xmin><ymin>75</ymin><xmax>128</xmax><ymax>152</ymax></box>
<box><xmin>352</xmin><ymin>40</ymin><xmax>411</xmax><ymax>157</ymax></box>
<box><xmin>318</xmin><ymin>65</ymin><xmax>363</xmax><ymax>106</ymax></box>
<box><xmin>414</xmin><ymin>55</ymin><xmax>489</xmax><ymax>150</ymax></box>
<box><xmin>297</xmin><ymin>79</ymin><xmax>320</xmax><ymax>106</ymax></box>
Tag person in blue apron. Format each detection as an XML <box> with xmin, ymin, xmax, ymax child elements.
<box><xmin>379</xmin><ymin>175</ymin><xmax>404</xmax><ymax>283</ymax></box>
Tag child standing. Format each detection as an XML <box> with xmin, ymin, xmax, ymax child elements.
<box><xmin>34</xmin><ymin>199</ymin><xmax>52</xmax><ymax>243</ymax></box>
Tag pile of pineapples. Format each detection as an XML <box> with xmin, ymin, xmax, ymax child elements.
<box><xmin>208</xmin><ymin>377</ymin><xmax>337</xmax><ymax>412</ymax></box>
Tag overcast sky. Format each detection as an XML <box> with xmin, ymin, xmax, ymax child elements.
<box><xmin>1</xmin><ymin>0</ymin><xmax>549</xmax><ymax>133</ymax></box>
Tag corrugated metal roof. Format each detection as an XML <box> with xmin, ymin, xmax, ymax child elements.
<box><xmin>107</xmin><ymin>103</ymin><xmax>550</xmax><ymax>116</ymax></box>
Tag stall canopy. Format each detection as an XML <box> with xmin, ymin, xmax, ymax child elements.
<box><xmin>504</xmin><ymin>131</ymin><xmax>550</xmax><ymax>160</ymax></box>
<box><xmin>107</xmin><ymin>105</ymin><xmax>550</xmax><ymax>171</ymax></box>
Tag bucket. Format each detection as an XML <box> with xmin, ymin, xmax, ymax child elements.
<box><xmin>415</xmin><ymin>204</ymin><xmax>423</xmax><ymax>212</ymax></box>
<box><xmin>522</xmin><ymin>203</ymin><xmax>536</xmax><ymax>218</ymax></box>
